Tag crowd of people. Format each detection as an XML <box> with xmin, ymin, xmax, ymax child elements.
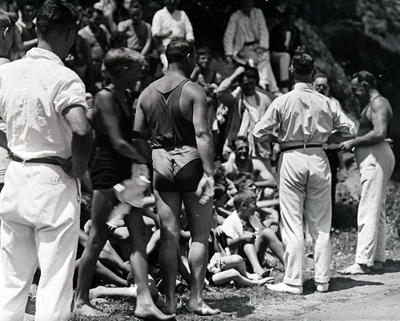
<box><xmin>0</xmin><ymin>0</ymin><xmax>395</xmax><ymax>320</ymax></box>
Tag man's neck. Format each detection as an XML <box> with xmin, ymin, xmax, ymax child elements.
<box><xmin>37</xmin><ymin>41</ymin><xmax>63</xmax><ymax>60</ymax></box>
<box><xmin>167</xmin><ymin>65</ymin><xmax>187</xmax><ymax>78</ymax></box>
<box><xmin>369</xmin><ymin>89</ymin><xmax>380</xmax><ymax>102</ymax></box>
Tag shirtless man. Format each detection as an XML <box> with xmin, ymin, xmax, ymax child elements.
<box><xmin>134</xmin><ymin>38</ymin><xmax>220</xmax><ymax>316</ymax></box>
<box><xmin>222</xmin><ymin>136</ymin><xmax>276</xmax><ymax>189</ymax></box>
<box><xmin>339</xmin><ymin>71</ymin><xmax>395</xmax><ymax>274</ymax></box>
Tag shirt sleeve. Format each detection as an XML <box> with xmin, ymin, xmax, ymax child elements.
<box><xmin>256</xmin><ymin>9</ymin><xmax>269</xmax><ymax>49</ymax></box>
<box><xmin>182</xmin><ymin>11</ymin><xmax>194</xmax><ymax>42</ymax></box>
<box><xmin>53</xmin><ymin>72</ymin><xmax>88</xmax><ymax>114</ymax></box>
<box><xmin>330</xmin><ymin>99</ymin><xmax>357</xmax><ymax>138</ymax></box>
<box><xmin>253</xmin><ymin>99</ymin><xmax>280</xmax><ymax>139</ymax></box>
<box><xmin>151</xmin><ymin>11</ymin><xmax>162</xmax><ymax>36</ymax></box>
<box><xmin>223</xmin><ymin>13</ymin><xmax>238</xmax><ymax>56</ymax></box>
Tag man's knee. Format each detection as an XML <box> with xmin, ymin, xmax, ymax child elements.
<box><xmin>160</xmin><ymin>222</ymin><xmax>180</xmax><ymax>241</ymax></box>
<box><xmin>260</xmin><ymin>228</ymin><xmax>275</xmax><ymax>241</ymax></box>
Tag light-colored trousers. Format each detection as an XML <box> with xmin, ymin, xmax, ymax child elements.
<box><xmin>237</xmin><ymin>44</ymin><xmax>280</xmax><ymax>93</ymax></box>
<box><xmin>0</xmin><ymin>161</ymin><xmax>80</xmax><ymax>321</ymax></box>
<box><xmin>278</xmin><ymin>148</ymin><xmax>331</xmax><ymax>286</ymax></box>
<box><xmin>355</xmin><ymin>141</ymin><xmax>395</xmax><ymax>266</ymax></box>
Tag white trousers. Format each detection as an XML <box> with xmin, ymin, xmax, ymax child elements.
<box><xmin>355</xmin><ymin>142</ymin><xmax>395</xmax><ymax>266</ymax></box>
<box><xmin>278</xmin><ymin>148</ymin><xmax>331</xmax><ymax>286</ymax></box>
<box><xmin>0</xmin><ymin>161</ymin><xmax>80</xmax><ymax>321</ymax></box>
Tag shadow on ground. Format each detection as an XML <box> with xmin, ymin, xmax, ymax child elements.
<box><xmin>302</xmin><ymin>277</ymin><xmax>383</xmax><ymax>295</ymax></box>
<box><xmin>206</xmin><ymin>294</ymin><xmax>254</xmax><ymax>318</ymax></box>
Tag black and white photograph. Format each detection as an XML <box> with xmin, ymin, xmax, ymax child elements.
<box><xmin>0</xmin><ymin>0</ymin><xmax>400</xmax><ymax>320</ymax></box>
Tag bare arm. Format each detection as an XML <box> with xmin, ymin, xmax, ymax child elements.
<box><xmin>140</xmin><ymin>24</ymin><xmax>152</xmax><ymax>56</ymax></box>
<box><xmin>191</xmin><ymin>83</ymin><xmax>214</xmax><ymax>175</ymax></box>
<box><xmin>63</xmin><ymin>106</ymin><xmax>93</xmax><ymax>177</ymax></box>
<box><xmin>96</xmin><ymin>91</ymin><xmax>147</xmax><ymax>163</ymax></box>
<box><xmin>215</xmin><ymin>66</ymin><xmax>244</xmax><ymax>106</ymax></box>
<box><xmin>340</xmin><ymin>98</ymin><xmax>390</xmax><ymax>150</ymax></box>
<box><xmin>253</xmin><ymin>159</ymin><xmax>277</xmax><ymax>188</ymax></box>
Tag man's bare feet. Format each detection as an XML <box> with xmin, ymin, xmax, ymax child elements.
<box><xmin>135</xmin><ymin>304</ymin><xmax>175</xmax><ymax>320</ymax></box>
<box><xmin>338</xmin><ymin>263</ymin><xmax>370</xmax><ymax>275</ymax></box>
<box><xmin>74</xmin><ymin>303</ymin><xmax>108</xmax><ymax>316</ymax></box>
<box><xmin>186</xmin><ymin>301</ymin><xmax>221</xmax><ymax>316</ymax></box>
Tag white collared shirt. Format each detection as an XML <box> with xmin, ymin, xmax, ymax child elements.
<box><xmin>0</xmin><ymin>48</ymin><xmax>88</xmax><ymax>159</ymax></box>
<box><xmin>151</xmin><ymin>7</ymin><xmax>194</xmax><ymax>48</ymax></box>
<box><xmin>253</xmin><ymin>82</ymin><xmax>357</xmax><ymax>144</ymax></box>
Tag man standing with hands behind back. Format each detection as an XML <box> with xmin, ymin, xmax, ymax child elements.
<box><xmin>0</xmin><ymin>1</ymin><xmax>92</xmax><ymax>320</ymax></box>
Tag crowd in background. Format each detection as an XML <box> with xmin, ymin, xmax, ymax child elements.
<box><xmin>0</xmin><ymin>0</ymin><xmax>347</xmax><ymax>309</ymax></box>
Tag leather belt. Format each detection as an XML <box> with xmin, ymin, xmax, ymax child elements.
<box><xmin>280</xmin><ymin>144</ymin><xmax>323</xmax><ymax>153</ymax></box>
<box><xmin>8</xmin><ymin>153</ymin><xmax>61</xmax><ymax>166</ymax></box>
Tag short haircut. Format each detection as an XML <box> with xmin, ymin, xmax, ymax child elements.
<box><xmin>130</xmin><ymin>1</ymin><xmax>142</xmax><ymax>10</ymax></box>
<box><xmin>352</xmin><ymin>70</ymin><xmax>376</xmax><ymax>89</ymax></box>
<box><xmin>292</xmin><ymin>53</ymin><xmax>314</xmax><ymax>76</ymax></box>
<box><xmin>17</xmin><ymin>0</ymin><xmax>35</xmax><ymax>10</ymax></box>
<box><xmin>233</xmin><ymin>136</ymin><xmax>249</xmax><ymax>150</ymax></box>
<box><xmin>233</xmin><ymin>189</ymin><xmax>257</xmax><ymax>210</ymax></box>
<box><xmin>0</xmin><ymin>13</ymin><xmax>12</xmax><ymax>30</ymax></box>
<box><xmin>197</xmin><ymin>46</ymin><xmax>210</xmax><ymax>56</ymax></box>
<box><xmin>238</xmin><ymin>66</ymin><xmax>260</xmax><ymax>85</ymax></box>
<box><xmin>36</xmin><ymin>0</ymin><xmax>79</xmax><ymax>36</ymax></box>
<box><xmin>103</xmin><ymin>48</ymin><xmax>146</xmax><ymax>77</ymax></box>
<box><xmin>165</xmin><ymin>38</ymin><xmax>195</xmax><ymax>64</ymax></box>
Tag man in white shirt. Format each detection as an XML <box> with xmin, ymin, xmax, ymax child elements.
<box><xmin>223</xmin><ymin>0</ymin><xmax>280</xmax><ymax>95</ymax></box>
<box><xmin>151</xmin><ymin>0</ymin><xmax>194</xmax><ymax>71</ymax></box>
<box><xmin>253</xmin><ymin>53</ymin><xmax>356</xmax><ymax>294</ymax></box>
<box><xmin>0</xmin><ymin>1</ymin><xmax>92</xmax><ymax>320</ymax></box>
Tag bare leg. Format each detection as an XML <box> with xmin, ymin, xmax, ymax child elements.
<box><xmin>155</xmin><ymin>190</ymin><xmax>182</xmax><ymax>314</ymax></box>
<box><xmin>243</xmin><ymin>243</ymin><xmax>267</xmax><ymax>277</ymax></box>
<box><xmin>75</xmin><ymin>189</ymin><xmax>116</xmax><ymax>316</ymax></box>
<box><xmin>80</xmin><ymin>231</ymin><xmax>130</xmax><ymax>275</ymax></box>
<box><xmin>255</xmin><ymin>228</ymin><xmax>285</xmax><ymax>265</ymax></box>
<box><xmin>212</xmin><ymin>269</ymin><xmax>272</xmax><ymax>287</ymax></box>
<box><xmin>183</xmin><ymin>192</ymin><xmax>220</xmax><ymax>316</ymax></box>
<box><xmin>90</xmin><ymin>285</ymin><xmax>137</xmax><ymax>299</ymax></box>
<box><xmin>126</xmin><ymin>207</ymin><xmax>174</xmax><ymax>320</ymax></box>
<box><xmin>146</xmin><ymin>229</ymin><xmax>160</xmax><ymax>256</ymax></box>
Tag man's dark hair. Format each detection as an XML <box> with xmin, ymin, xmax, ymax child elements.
<box><xmin>352</xmin><ymin>70</ymin><xmax>377</xmax><ymax>89</ymax></box>
<box><xmin>292</xmin><ymin>53</ymin><xmax>314</xmax><ymax>76</ymax></box>
<box><xmin>238</xmin><ymin>66</ymin><xmax>260</xmax><ymax>85</ymax></box>
<box><xmin>197</xmin><ymin>46</ymin><xmax>210</xmax><ymax>56</ymax></box>
<box><xmin>165</xmin><ymin>38</ymin><xmax>195</xmax><ymax>64</ymax></box>
<box><xmin>233</xmin><ymin>189</ymin><xmax>257</xmax><ymax>210</ymax></box>
<box><xmin>36</xmin><ymin>0</ymin><xmax>79</xmax><ymax>36</ymax></box>
<box><xmin>233</xmin><ymin>136</ymin><xmax>249</xmax><ymax>150</ymax></box>
<box><xmin>0</xmin><ymin>13</ymin><xmax>12</xmax><ymax>29</ymax></box>
<box><xmin>130</xmin><ymin>1</ymin><xmax>142</xmax><ymax>10</ymax></box>
<box><xmin>17</xmin><ymin>0</ymin><xmax>36</xmax><ymax>10</ymax></box>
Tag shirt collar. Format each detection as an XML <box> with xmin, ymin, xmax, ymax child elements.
<box><xmin>25</xmin><ymin>47</ymin><xmax>64</xmax><ymax>66</ymax></box>
<box><xmin>294</xmin><ymin>82</ymin><xmax>313</xmax><ymax>90</ymax></box>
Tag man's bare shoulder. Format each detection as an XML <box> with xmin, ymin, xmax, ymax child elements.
<box><xmin>371</xmin><ymin>95</ymin><xmax>391</xmax><ymax>112</ymax></box>
<box><xmin>182</xmin><ymin>80</ymin><xmax>207</xmax><ymax>99</ymax></box>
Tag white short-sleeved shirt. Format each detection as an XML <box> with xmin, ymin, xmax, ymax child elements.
<box><xmin>151</xmin><ymin>7</ymin><xmax>194</xmax><ymax>48</ymax></box>
<box><xmin>0</xmin><ymin>48</ymin><xmax>88</xmax><ymax>159</ymax></box>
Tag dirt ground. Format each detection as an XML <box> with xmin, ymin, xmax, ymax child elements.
<box><xmin>27</xmin><ymin>159</ymin><xmax>400</xmax><ymax>321</ymax></box>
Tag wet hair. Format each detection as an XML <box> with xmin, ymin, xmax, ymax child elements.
<box><xmin>103</xmin><ymin>48</ymin><xmax>146</xmax><ymax>77</ymax></box>
<box><xmin>351</xmin><ymin>70</ymin><xmax>377</xmax><ymax>89</ymax></box>
<box><xmin>36</xmin><ymin>0</ymin><xmax>79</xmax><ymax>36</ymax></box>
<box><xmin>165</xmin><ymin>38</ymin><xmax>195</xmax><ymax>64</ymax></box>
<box><xmin>233</xmin><ymin>189</ymin><xmax>257</xmax><ymax>210</ymax></box>
<box><xmin>238</xmin><ymin>66</ymin><xmax>260</xmax><ymax>85</ymax></box>
<box><xmin>292</xmin><ymin>53</ymin><xmax>314</xmax><ymax>76</ymax></box>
